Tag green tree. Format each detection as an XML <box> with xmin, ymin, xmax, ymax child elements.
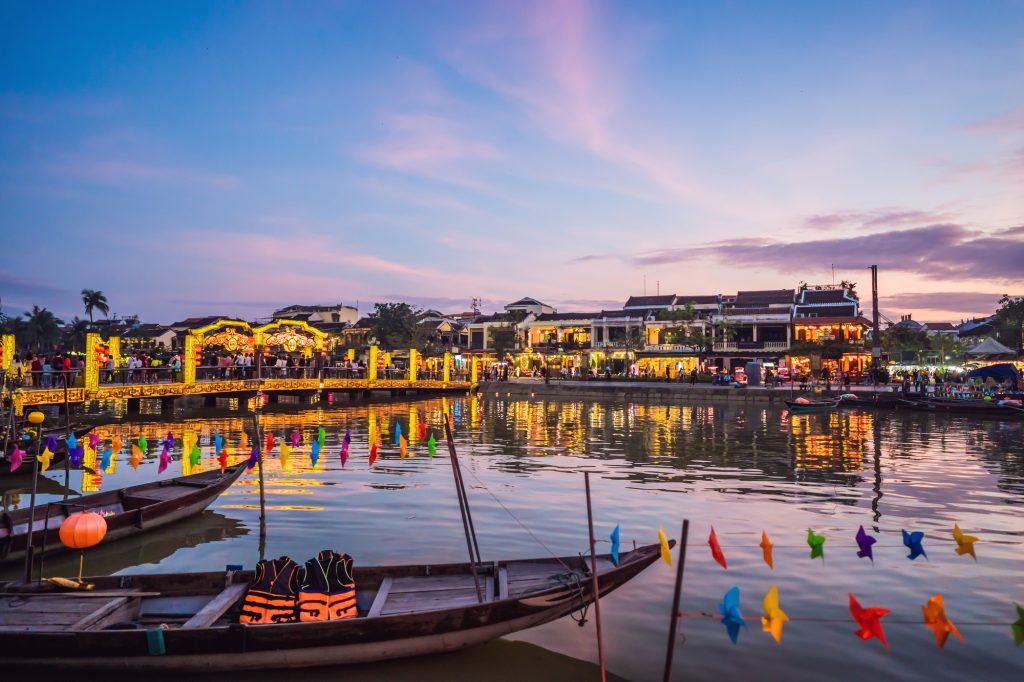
<box><xmin>23</xmin><ymin>306</ymin><xmax>63</xmax><ymax>353</ymax></box>
<box><xmin>995</xmin><ymin>294</ymin><xmax>1024</xmax><ymax>352</ymax></box>
<box><xmin>81</xmin><ymin>289</ymin><xmax>109</xmax><ymax>324</ymax></box>
<box><xmin>488</xmin><ymin>324</ymin><xmax>518</xmax><ymax>358</ymax></box>
<box><xmin>64</xmin><ymin>317</ymin><xmax>91</xmax><ymax>352</ymax></box>
<box><xmin>369</xmin><ymin>302</ymin><xmax>427</xmax><ymax>350</ymax></box>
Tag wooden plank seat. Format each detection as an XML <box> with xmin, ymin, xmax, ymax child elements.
<box><xmin>0</xmin><ymin>594</ymin><xmax>140</xmax><ymax>632</ymax></box>
<box><xmin>181</xmin><ymin>583</ymin><xmax>248</xmax><ymax>628</ymax></box>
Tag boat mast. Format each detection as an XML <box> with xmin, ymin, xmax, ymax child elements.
<box><xmin>870</xmin><ymin>264</ymin><xmax>881</xmax><ymax>380</ymax></box>
<box><xmin>584</xmin><ymin>472</ymin><xmax>607</xmax><ymax>682</ymax></box>
<box><xmin>443</xmin><ymin>412</ymin><xmax>483</xmax><ymax>603</ymax></box>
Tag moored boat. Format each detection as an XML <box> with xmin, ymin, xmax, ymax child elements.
<box><xmin>0</xmin><ymin>463</ymin><xmax>246</xmax><ymax>566</ymax></box>
<box><xmin>785</xmin><ymin>399</ymin><xmax>839</xmax><ymax>413</ymax></box>
<box><xmin>0</xmin><ymin>425</ymin><xmax>95</xmax><ymax>479</ymax></box>
<box><xmin>897</xmin><ymin>398</ymin><xmax>1024</xmax><ymax>418</ymax></box>
<box><xmin>0</xmin><ymin>542</ymin><xmax>665</xmax><ymax>671</ymax></box>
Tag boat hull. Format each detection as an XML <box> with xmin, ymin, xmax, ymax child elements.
<box><xmin>0</xmin><ymin>545</ymin><xmax>662</xmax><ymax>671</ymax></box>
<box><xmin>0</xmin><ymin>464</ymin><xmax>246</xmax><ymax>565</ymax></box>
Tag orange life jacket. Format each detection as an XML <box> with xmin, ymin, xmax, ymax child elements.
<box><xmin>298</xmin><ymin>550</ymin><xmax>357</xmax><ymax>622</ymax></box>
<box><xmin>239</xmin><ymin>557</ymin><xmax>301</xmax><ymax>624</ymax></box>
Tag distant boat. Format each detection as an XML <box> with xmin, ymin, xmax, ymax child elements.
<box><xmin>0</xmin><ymin>463</ymin><xmax>246</xmax><ymax>566</ymax></box>
<box><xmin>0</xmin><ymin>542</ymin><xmax>665</xmax><ymax>671</ymax></box>
<box><xmin>786</xmin><ymin>399</ymin><xmax>839</xmax><ymax>413</ymax></box>
<box><xmin>897</xmin><ymin>398</ymin><xmax>1023</xmax><ymax>419</ymax></box>
<box><xmin>0</xmin><ymin>425</ymin><xmax>95</xmax><ymax>479</ymax></box>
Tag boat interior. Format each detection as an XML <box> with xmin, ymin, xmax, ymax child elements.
<box><xmin>0</xmin><ymin>552</ymin><xmax>622</xmax><ymax>633</ymax></box>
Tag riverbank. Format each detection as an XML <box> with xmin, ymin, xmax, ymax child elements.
<box><xmin>479</xmin><ymin>378</ymin><xmax>897</xmax><ymax>405</ymax></box>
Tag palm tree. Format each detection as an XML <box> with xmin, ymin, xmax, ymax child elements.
<box><xmin>81</xmin><ymin>289</ymin><xmax>109</xmax><ymax>324</ymax></box>
<box><xmin>64</xmin><ymin>317</ymin><xmax>91</xmax><ymax>352</ymax></box>
<box><xmin>23</xmin><ymin>306</ymin><xmax>63</xmax><ymax>353</ymax></box>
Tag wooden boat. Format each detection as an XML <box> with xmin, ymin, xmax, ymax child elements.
<box><xmin>0</xmin><ymin>542</ymin><xmax>665</xmax><ymax>671</ymax></box>
<box><xmin>837</xmin><ymin>393</ymin><xmax>901</xmax><ymax>409</ymax></box>
<box><xmin>0</xmin><ymin>463</ymin><xmax>246</xmax><ymax>566</ymax></box>
<box><xmin>785</xmin><ymin>399</ymin><xmax>839</xmax><ymax>413</ymax></box>
<box><xmin>897</xmin><ymin>398</ymin><xmax>1024</xmax><ymax>418</ymax></box>
<box><xmin>0</xmin><ymin>425</ymin><xmax>95</xmax><ymax>479</ymax></box>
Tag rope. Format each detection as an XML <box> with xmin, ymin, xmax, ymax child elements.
<box><xmin>673</xmin><ymin>611</ymin><xmax>1014</xmax><ymax>626</ymax></box>
<box><xmin>555</xmin><ymin>569</ymin><xmax>591</xmax><ymax>626</ymax></box>
<box><xmin>454</xmin><ymin>451</ymin><xmax>575</xmax><ymax>573</ymax></box>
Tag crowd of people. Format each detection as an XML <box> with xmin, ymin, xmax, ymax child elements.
<box><xmin>6</xmin><ymin>353</ymin><xmax>83</xmax><ymax>387</ymax></box>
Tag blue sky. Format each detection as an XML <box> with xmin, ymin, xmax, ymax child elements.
<box><xmin>1</xmin><ymin>0</ymin><xmax>1022</xmax><ymax>323</ymax></box>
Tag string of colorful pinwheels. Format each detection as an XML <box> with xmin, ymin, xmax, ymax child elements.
<box><xmin>633</xmin><ymin>524</ymin><xmax>1024</xmax><ymax>650</ymax></box>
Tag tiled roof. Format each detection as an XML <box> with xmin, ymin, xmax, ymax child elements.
<box><xmin>597</xmin><ymin>310</ymin><xmax>643</xmax><ymax>319</ymax></box>
<box><xmin>798</xmin><ymin>289</ymin><xmax>850</xmax><ymax>304</ymax></box>
<box><xmin>507</xmin><ymin>297</ymin><xmax>546</xmax><ymax>307</ymax></box>
<box><xmin>734</xmin><ymin>289</ymin><xmax>795</xmax><ymax>306</ymax></box>
<box><xmin>624</xmin><ymin>295</ymin><xmax>675</xmax><ymax>307</ymax></box>
<box><xmin>924</xmin><ymin>322</ymin><xmax>957</xmax><ymax>331</ymax></box>
<box><xmin>471</xmin><ymin>313</ymin><xmax>511</xmax><ymax>323</ymax></box>
<box><xmin>673</xmin><ymin>295</ymin><xmax>720</xmax><ymax>305</ymax></box>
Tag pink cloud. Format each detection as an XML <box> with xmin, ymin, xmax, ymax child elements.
<box><xmin>964</xmin><ymin>105</ymin><xmax>1024</xmax><ymax>134</ymax></box>
<box><xmin>359</xmin><ymin>113</ymin><xmax>498</xmax><ymax>173</ymax></box>
<box><xmin>440</xmin><ymin>0</ymin><xmax>738</xmax><ymax>212</ymax></box>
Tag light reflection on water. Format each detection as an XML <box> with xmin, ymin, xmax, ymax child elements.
<box><xmin>2</xmin><ymin>396</ymin><xmax>1023</xmax><ymax>681</ymax></box>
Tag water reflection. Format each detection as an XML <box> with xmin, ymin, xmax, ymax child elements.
<box><xmin>5</xmin><ymin>396</ymin><xmax>1022</xmax><ymax>681</ymax></box>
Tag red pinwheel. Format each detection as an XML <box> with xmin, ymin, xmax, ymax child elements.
<box><xmin>849</xmin><ymin>593</ymin><xmax>889</xmax><ymax>649</ymax></box>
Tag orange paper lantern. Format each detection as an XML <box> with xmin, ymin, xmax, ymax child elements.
<box><xmin>59</xmin><ymin>511</ymin><xmax>108</xmax><ymax>549</ymax></box>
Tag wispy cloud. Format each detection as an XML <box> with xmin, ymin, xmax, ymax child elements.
<box><xmin>55</xmin><ymin>157</ymin><xmax>240</xmax><ymax>189</ymax></box>
<box><xmin>627</xmin><ymin>224</ymin><xmax>1024</xmax><ymax>283</ymax></box>
<box><xmin>803</xmin><ymin>208</ymin><xmax>959</xmax><ymax>231</ymax></box>
<box><xmin>441</xmin><ymin>0</ymin><xmax>733</xmax><ymax>210</ymax></box>
<box><xmin>964</xmin><ymin>105</ymin><xmax>1024</xmax><ymax>134</ymax></box>
<box><xmin>881</xmin><ymin>291</ymin><xmax>1011</xmax><ymax>317</ymax></box>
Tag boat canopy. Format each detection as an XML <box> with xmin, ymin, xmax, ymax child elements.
<box><xmin>966</xmin><ymin>362</ymin><xmax>1020</xmax><ymax>383</ymax></box>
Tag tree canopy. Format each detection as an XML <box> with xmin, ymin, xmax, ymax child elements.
<box><xmin>81</xmin><ymin>289</ymin><xmax>109</xmax><ymax>324</ymax></box>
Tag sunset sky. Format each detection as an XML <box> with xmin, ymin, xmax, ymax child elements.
<box><xmin>1</xmin><ymin>1</ymin><xmax>1022</xmax><ymax>324</ymax></box>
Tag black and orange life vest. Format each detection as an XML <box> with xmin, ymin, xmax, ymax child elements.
<box><xmin>239</xmin><ymin>556</ymin><xmax>301</xmax><ymax>624</ymax></box>
<box><xmin>298</xmin><ymin>550</ymin><xmax>357</xmax><ymax>622</ymax></box>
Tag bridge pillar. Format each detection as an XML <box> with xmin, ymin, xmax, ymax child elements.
<box><xmin>203</xmin><ymin>394</ymin><xmax>218</xmax><ymax>407</ymax></box>
<box><xmin>85</xmin><ymin>332</ymin><xmax>101</xmax><ymax>392</ymax></box>
<box><xmin>126</xmin><ymin>398</ymin><xmax>141</xmax><ymax>415</ymax></box>
<box><xmin>368</xmin><ymin>345</ymin><xmax>379</xmax><ymax>381</ymax></box>
<box><xmin>183</xmin><ymin>335</ymin><xmax>197</xmax><ymax>386</ymax></box>
<box><xmin>408</xmin><ymin>349</ymin><xmax>419</xmax><ymax>383</ymax></box>
<box><xmin>443</xmin><ymin>352</ymin><xmax>452</xmax><ymax>383</ymax></box>
<box><xmin>160</xmin><ymin>397</ymin><xmax>176</xmax><ymax>414</ymax></box>
<box><xmin>0</xmin><ymin>334</ymin><xmax>13</xmax><ymax>372</ymax></box>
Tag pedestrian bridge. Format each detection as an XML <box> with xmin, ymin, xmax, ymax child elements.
<box><xmin>1</xmin><ymin>319</ymin><xmax>477</xmax><ymax>414</ymax></box>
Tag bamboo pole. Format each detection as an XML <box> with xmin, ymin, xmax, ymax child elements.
<box><xmin>61</xmin><ymin>372</ymin><xmax>71</xmax><ymax>502</ymax></box>
<box><xmin>583</xmin><ymin>472</ymin><xmax>606</xmax><ymax>682</ymax></box>
<box><xmin>663</xmin><ymin>519</ymin><xmax>690</xmax><ymax>682</ymax></box>
<box><xmin>22</xmin><ymin>416</ymin><xmax>44</xmax><ymax>583</ymax></box>
<box><xmin>250</xmin><ymin>399</ymin><xmax>267</xmax><ymax>544</ymax></box>
<box><xmin>443</xmin><ymin>415</ymin><xmax>483</xmax><ymax>603</ymax></box>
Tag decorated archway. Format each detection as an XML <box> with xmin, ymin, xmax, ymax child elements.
<box><xmin>183</xmin><ymin>319</ymin><xmax>254</xmax><ymax>385</ymax></box>
<box><xmin>253</xmin><ymin>319</ymin><xmax>327</xmax><ymax>377</ymax></box>
<box><xmin>254</xmin><ymin>319</ymin><xmax>326</xmax><ymax>355</ymax></box>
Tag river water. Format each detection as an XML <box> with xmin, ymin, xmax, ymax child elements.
<box><xmin>3</xmin><ymin>395</ymin><xmax>1022</xmax><ymax>681</ymax></box>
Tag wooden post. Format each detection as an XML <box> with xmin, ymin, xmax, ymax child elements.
<box><xmin>443</xmin><ymin>416</ymin><xmax>483</xmax><ymax>603</ymax></box>
<box><xmin>584</xmin><ymin>472</ymin><xmax>607</xmax><ymax>682</ymax></box>
<box><xmin>250</xmin><ymin>405</ymin><xmax>267</xmax><ymax>544</ymax></box>
<box><xmin>61</xmin><ymin>371</ymin><xmax>71</xmax><ymax>502</ymax></box>
<box><xmin>22</xmin><ymin>418</ymin><xmax>43</xmax><ymax>583</ymax></box>
<box><xmin>663</xmin><ymin>519</ymin><xmax>690</xmax><ymax>682</ymax></box>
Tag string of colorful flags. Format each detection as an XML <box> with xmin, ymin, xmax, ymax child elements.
<box><xmin>630</xmin><ymin>524</ymin><xmax>1024</xmax><ymax>649</ymax></box>
<box><xmin>10</xmin><ymin>415</ymin><xmax>449</xmax><ymax>477</ymax></box>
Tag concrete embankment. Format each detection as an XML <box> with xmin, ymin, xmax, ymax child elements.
<box><xmin>478</xmin><ymin>379</ymin><xmax>892</xmax><ymax>405</ymax></box>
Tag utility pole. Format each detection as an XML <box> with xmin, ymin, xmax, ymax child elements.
<box><xmin>870</xmin><ymin>265</ymin><xmax>881</xmax><ymax>382</ymax></box>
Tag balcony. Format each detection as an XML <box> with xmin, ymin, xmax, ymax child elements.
<box><xmin>643</xmin><ymin>343</ymin><xmax>697</xmax><ymax>352</ymax></box>
<box><xmin>712</xmin><ymin>340</ymin><xmax>790</xmax><ymax>352</ymax></box>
